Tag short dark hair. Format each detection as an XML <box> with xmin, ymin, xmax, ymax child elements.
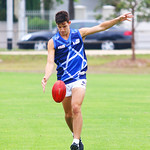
<box><xmin>55</xmin><ymin>11</ymin><xmax>69</xmax><ymax>24</ymax></box>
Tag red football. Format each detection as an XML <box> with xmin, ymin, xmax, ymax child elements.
<box><xmin>52</xmin><ymin>80</ymin><xmax>66</xmax><ymax>103</ymax></box>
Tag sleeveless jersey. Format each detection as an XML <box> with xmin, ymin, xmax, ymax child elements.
<box><xmin>52</xmin><ymin>29</ymin><xmax>87</xmax><ymax>84</ymax></box>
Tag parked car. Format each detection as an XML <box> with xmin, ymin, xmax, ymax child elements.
<box><xmin>17</xmin><ymin>20</ymin><xmax>132</xmax><ymax>50</ymax></box>
<box><xmin>17</xmin><ymin>31</ymin><xmax>53</xmax><ymax>50</ymax></box>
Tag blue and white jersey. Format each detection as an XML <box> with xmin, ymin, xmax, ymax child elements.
<box><xmin>52</xmin><ymin>29</ymin><xmax>87</xmax><ymax>84</ymax></box>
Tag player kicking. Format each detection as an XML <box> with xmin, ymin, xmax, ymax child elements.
<box><xmin>41</xmin><ymin>11</ymin><xmax>133</xmax><ymax>150</ymax></box>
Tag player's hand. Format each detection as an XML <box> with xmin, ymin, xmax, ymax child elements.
<box><xmin>41</xmin><ymin>77</ymin><xmax>47</xmax><ymax>93</ymax></box>
<box><xmin>118</xmin><ymin>13</ymin><xmax>133</xmax><ymax>22</ymax></box>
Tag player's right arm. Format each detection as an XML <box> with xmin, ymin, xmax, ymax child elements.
<box><xmin>41</xmin><ymin>39</ymin><xmax>55</xmax><ymax>93</ymax></box>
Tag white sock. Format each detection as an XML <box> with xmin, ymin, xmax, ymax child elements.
<box><xmin>72</xmin><ymin>138</ymin><xmax>79</xmax><ymax>145</ymax></box>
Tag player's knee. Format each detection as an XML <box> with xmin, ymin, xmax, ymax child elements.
<box><xmin>72</xmin><ymin>104</ymin><xmax>81</xmax><ymax>115</ymax></box>
<box><xmin>65</xmin><ymin>111</ymin><xmax>72</xmax><ymax>119</ymax></box>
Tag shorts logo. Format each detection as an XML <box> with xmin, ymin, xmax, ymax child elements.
<box><xmin>81</xmin><ymin>81</ymin><xmax>86</xmax><ymax>86</ymax></box>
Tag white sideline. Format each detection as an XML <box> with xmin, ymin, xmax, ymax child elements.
<box><xmin>0</xmin><ymin>50</ymin><xmax>150</xmax><ymax>56</ymax></box>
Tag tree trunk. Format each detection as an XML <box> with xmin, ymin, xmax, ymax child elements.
<box><xmin>131</xmin><ymin>5</ymin><xmax>136</xmax><ymax>60</ymax></box>
<box><xmin>68</xmin><ymin>0</ymin><xmax>74</xmax><ymax>20</ymax></box>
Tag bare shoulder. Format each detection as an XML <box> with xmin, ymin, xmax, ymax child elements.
<box><xmin>48</xmin><ymin>38</ymin><xmax>54</xmax><ymax>47</ymax></box>
<box><xmin>47</xmin><ymin>38</ymin><xmax>54</xmax><ymax>51</ymax></box>
<box><xmin>79</xmin><ymin>27</ymin><xmax>90</xmax><ymax>38</ymax></box>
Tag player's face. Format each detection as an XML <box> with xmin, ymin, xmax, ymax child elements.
<box><xmin>57</xmin><ymin>21</ymin><xmax>71</xmax><ymax>36</ymax></box>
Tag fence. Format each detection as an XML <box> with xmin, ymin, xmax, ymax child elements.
<box><xmin>0</xmin><ymin>11</ymin><xmax>150</xmax><ymax>50</ymax></box>
<box><xmin>0</xmin><ymin>22</ymin><xmax>18</xmax><ymax>49</ymax></box>
<box><xmin>26</xmin><ymin>10</ymin><xmax>55</xmax><ymax>32</ymax></box>
<box><xmin>26</xmin><ymin>10</ymin><xmax>100</xmax><ymax>32</ymax></box>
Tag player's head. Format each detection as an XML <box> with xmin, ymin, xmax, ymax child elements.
<box><xmin>55</xmin><ymin>11</ymin><xmax>71</xmax><ymax>36</ymax></box>
<box><xmin>55</xmin><ymin>11</ymin><xmax>70</xmax><ymax>24</ymax></box>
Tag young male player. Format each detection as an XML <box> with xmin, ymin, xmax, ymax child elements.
<box><xmin>41</xmin><ymin>11</ymin><xmax>133</xmax><ymax>150</ymax></box>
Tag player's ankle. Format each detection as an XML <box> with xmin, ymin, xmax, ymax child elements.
<box><xmin>72</xmin><ymin>138</ymin><xmax>79</xmax><ymax>146</ymax></box>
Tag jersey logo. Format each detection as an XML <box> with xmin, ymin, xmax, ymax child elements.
<box><xmin>58</xmin><ymin>44</ymin><xmax>65</xmax><ymax>49</ymax></box>
<box><xmin>73</xmin><ymin>39</ymin><xmax>80</xmax><ymax>45</ymax></box>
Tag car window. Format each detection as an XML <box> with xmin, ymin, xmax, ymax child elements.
<box><xmin>70</xmin><ymin>23</ymin><xmax>84</xmax><ymax>29</ymax></box>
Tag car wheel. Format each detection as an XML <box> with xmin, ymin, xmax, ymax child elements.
<box><xmin>101</xmin><ymin>41</ymin><xmax>115</xmax><ymax>50</ymax></box>
<box><xmin>34</xmin><ymin>41</ymin><xmax>47</xmax><ymax>50</ymax></box>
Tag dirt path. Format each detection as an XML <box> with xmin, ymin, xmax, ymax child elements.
<box><xmin>1</xmin><ymin>49</ymin><xmax>150</xmax><ymax>74</ymax></box>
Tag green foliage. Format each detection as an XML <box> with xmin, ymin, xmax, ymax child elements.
<box><xmin>0</xmin><ymin>0</ymin><xmax>17</xmax><ymax>22</ymax></box>
<box><xmin>0</xmin><ymin>9</ymin><xmax>18</xmax><ymax>22</ymax></box>
<box><xmin>26</xmin><ymin>16</ymin><xmax>56</xmax><ymax>31</ymax></box>
<box><xmin>96</xmin><ymin>0</ymin><xmax>150</xmax><ymax>21</ymax></box>
<box><xmin>44</xmin><ymin>0</ymin><xmax>54</xmax><ymax>10</ymax></box>
<box><xmin>28</xmin><ymin>17</ymin><xmax>49</xmax><ymax>30</ymax></box>
<box><xmin>56</xmin><ymin>0</ymin><xmax>64</xmax><ymax>4</ymax></box>
<box><xmin>55</xmin><ymin>0</ymin><xmax>78</xmax><ymax>3</ymax></box>
<box><xmin>26</xmin><ymin>0</ymin><xmax>63</xmax><ymax>10</ymax></box>
<box><xmin>0</xmin><ymin>0</ymin><xmax>6</xmax><ymax>9</ymax></box>
<box><xmin>0</xmin><ymin>9</ymin><xmax>6</xmax><ymax>21</ymax></box>
<box><xmin>26</xmin><ymin>0</ymin><xmax>40</xmax><ymax>10</ymax></box>
<box><xmin>52</xmin><ymin>21</ymin><xmax>57</xmax><ymax>28</ymax></box>
<box><xmin>137</xmin><ymin>14</ymin><xmax>150</xmax><ymax>22</ymax></box>
<box><xmin>95</xmin><ymin>14</ymin><xmax>102</xmax><ymax>20</ymax></box>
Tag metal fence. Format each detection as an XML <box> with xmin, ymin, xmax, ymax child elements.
<box><xmin>26</xmin><ymin>10</ymin><xmax>55</xmax><ymax>32</ymax></box>
<box><xmin>25</xmin><ymin>10</ymin><xmax>99</xmax><ymax>32</ymax></box>
<box><xmin>1</xmin><ymin>10</ymin><xmax>150</xmax><ymax>50</ymax></box>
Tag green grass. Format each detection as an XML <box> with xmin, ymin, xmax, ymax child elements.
<box><xmin>0</xmin><ymin>55</ymin><xmax>47</xmax><ymax>72</ymax></box>
<box><xmin>0</xmin><ymin>72</ymin><xmax>150</xmax><ymax>149</ymax></box>
<box><xmin>0</xmin><ymin>48</ymin><xmax>35</xmax><ymax>51</ymax></box>
<box><xmin>0</xmin><ymin>54</ymin><xmax>150</xmax><ymax>72</ymax></box>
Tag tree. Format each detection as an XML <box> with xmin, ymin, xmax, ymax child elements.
<box><xmin>26</xmin><ymin>0</ymin><xmax>40</xmax><ymax>10</ymax></box>
<box><xmin>0</xmin><ymin>0</ymin><xmax>17</xmax><ymax>21</ymax></box>
<box><xmin>69</xmin><ymin>0</ymin><xmax>75</xmax><ymax>20</ymax></box>
<box><xmin>26</xmin><ymin>0</ymin><xmax>55</xmax><ymax>10</ymax></box>
<box><xmin>44</xmin><ymin>0</ymin><xmax>54</xmax><ymax>10</ymax></box>
<box><xmin>96</xmin><ymin>0</ymin><xmax>150</xmax><ymax>60</ymax></box>
<box><xmin>68</xmin><ymin>0</ymin><xmax>78</xmax><ymax>20</ymax></box>
<box><xmin>0</xmin><ymin>0</ymin><xmax>6</xmax><ymax>21</ymax></box>
<box><xmin>56</xmin><ymin>0</ymin><xmax>78</xmax><ymax>20</ymax></box>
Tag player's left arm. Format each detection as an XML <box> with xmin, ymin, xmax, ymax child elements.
<box><xmin>79</xmin><ymin>13</ymin><xmax>133</xmax><ymax>39</ymax></box>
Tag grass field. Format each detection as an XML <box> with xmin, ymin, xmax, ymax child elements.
<box><xmin>0</xmin><ymin>72</ymin><xmax>150</xmax><ymax>150</ymax></box>
<box><xmin>0</xmin><ymin>54</ymin><xmax>150</xmax><ymax>73</ymax></box>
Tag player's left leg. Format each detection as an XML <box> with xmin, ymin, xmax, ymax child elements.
<box><xmin>62</xmin><ymin>96</ymin><xmax>73</xmax><ymax>132</ymax></box>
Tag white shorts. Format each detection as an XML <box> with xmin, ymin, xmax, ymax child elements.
<box><xmin>65</xmin><ymin>79</ymin><xmax>87</xmax><ymax>97</ymax></box>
